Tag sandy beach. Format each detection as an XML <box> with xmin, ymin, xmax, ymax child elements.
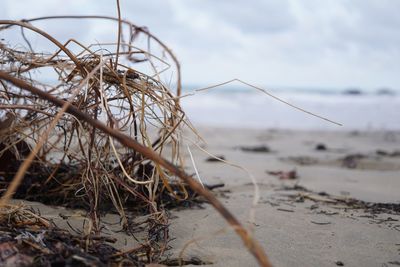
<box><xmin>2</xmin><ymin>2</ymin><xmax>400</xmax><ymax>266</ymax></box>
<box><xmin>165</xmin><ymin>127</ymin><xmax>400</xmax><ymax>267</ymax></box>
<box><xmin>10</xmin><ymin>127</ymin><xmax>399</xmax><ymax>266</ymax></box>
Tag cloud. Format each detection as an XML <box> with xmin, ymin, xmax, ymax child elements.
<box><xmin>1</xmin><ymin>0</ymin><xmax>399</xmax><ymax>89</ymax></box>
<box><xmin>177</xmin><ymin>0</ymin><xmax>296</xmax><ymax>34</ymax></box>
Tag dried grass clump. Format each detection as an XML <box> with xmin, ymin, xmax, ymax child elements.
<box><xmin>0</xmin><ymin>15</ymin><xmax>271</xmax><ymax>267</ymax></box>
<box><xmin>0</xmin><ymin>16</ymin><xmax>191</xmax><ymax>258</ymax></box>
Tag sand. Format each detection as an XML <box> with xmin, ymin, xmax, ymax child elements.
<box><xmin>167</xmin><ymin>128</ymin><xmax>400</xmax><ymax>267</ymax></box>
<box><xmin>10</xmin><ymin>128</ymin><xmax>400</xmax><ymax>266</ymax></box>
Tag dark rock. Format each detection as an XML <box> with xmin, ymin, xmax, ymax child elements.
<box><xmin>315</xmin><ymin>143</ymin><xmax>327</xmax><ymax>151</ymax></box>
<box><xmin>343</xmin><ymin>88</ymin><xmax>362</xmax><ymax>95</ymax></box>
<box><xmin>376</xmin><ymin>87</ymin><xmax>396</xmax><ymax>95</ymax></box>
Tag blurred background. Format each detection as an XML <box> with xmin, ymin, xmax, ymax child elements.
<box><xmin>2</xmin><ymin>0</ymin><xmax>399</xmax><ymax>130</ymax></box>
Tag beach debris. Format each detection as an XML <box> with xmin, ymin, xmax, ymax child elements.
<box><xmin>376</xmin><ymin>87</ymin><xmax>395</xmax><ymax>95</ymax></box>
<box><xmin>281</xmin><ymin>153</ymin><xmax>399</xmax><ymax>171</ymax></box>
<box><xmin>205</xmin><ymin>155</ymin><xmax>226</xmax><ymax>162</ymax></box>
<box><xmin>335</xmin><ymin>260</ymin><xmax>344</xmax><ymax>266</ymax></box>
<box><xmin>160</xmin><ymin>256</ymin><xmax>213</xmax><ymax>266</ymax></box>
<box><xmin>310</xmin><ymin>220</ymin><xmax>331</xmax><ymax>225</ymax></box>
<box><xmin>282</xmin><ymin>156</ymin><xmax>319</xmax><ymax>165</ymax></box>
<box><xmin>383</xmin><ymin>131</ymin><xmax>399</xmax><ymax>142</ymax></box>
<box><xmin>297</xmin><ymin>193</ymin><xmax>337</xmax><ymax>204</ymax></box>
<box><xmin>277</xmin><ymin>208</ymin><xmax>294</xmax><ymax>212</ymax></box>
<box><xmin>373</xmin><ymin>217</ymin><xmax>398</xmax><ymax>224</ymax></box>
<box><xmin>315</xmin><ymin>143</ymin><xmax>327</xmax><ymax>151</ymax></box>
<box><xmin>376</xmin><ymin>149</ymin><xmax>400</xmax><ymax>157</ymax></box>
<box><xmin>0</xmin><ymin>15</ymin><xmax>189</xmax><ymax>224</ymax></box>
<box><xmin>267</xmin><ymin>169</ymin><xmax>298</xmax><ymax>180</ymax></box>
<box><xmin>0</xmin><ymin>241</ymin><xmax>34</xmax><ymax>267</ymax></box>
<box><xmin>317</xmin><ymin>210</ymin><xmax>339</xmax><ymax>216</ymax></box>
<box><xmin>276</xmin><ymin>184</ymin><xmax>309</xmax><ymax>192</ymax></box>
<box><xmin>284</xmin><ymin>186</ymin><xmax>400</xmax><ymax>215</ymax></box>
<box><xmin>341</xmin><ymin>154</ymin><xmax>366</xmax><ymax>168</ymax></box>
<box><xmin>0</xmin><ymin>15</ymin><xmax>272</xmax><ymax>267</ymax></box>
<box><xmin>349</xmin><ymin>131</ymin><xmax>360</xmax><ymax>136</ymax></box>
<box><xmin>239</xmin><ymin>145</ymin><xmax>270</xmax><ymax>153</ymax></box>
<box><xmin>343</xmin><ymin>88</ymin><xmax>362</xmax><ymax>95</ymax></box>
<box><xmin>0</xmin><ymin>204</ymin><xmax>147</xmax><ymax>266</ymax></box>
<box><xmin>205</xmin><ymin>183</ymin><xmax>225</xmax><ymax>190</ymax></box>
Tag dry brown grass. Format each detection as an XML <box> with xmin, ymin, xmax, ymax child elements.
<box><xmin>0</xmin><ymin>13</ymin><xmax>271</xmax><ymax>267</ymax></box>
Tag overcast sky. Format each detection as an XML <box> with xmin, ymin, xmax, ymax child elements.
<box><xmin>2</xmin><ymin>0</ymin><xmax>400</xmax><ymax>89</ymax></box>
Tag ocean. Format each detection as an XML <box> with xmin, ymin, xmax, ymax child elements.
<box><xmin>180</xmin><ymin>86</ymin><xmax>400</xmax><ymax>131</ymax></box>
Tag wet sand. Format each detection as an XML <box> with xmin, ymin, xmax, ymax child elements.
<box><xmin>11</xmin><ymin>128</ymin><xmax>400</xmax><ymax>266</ymax></box>
<box><xmin>168</xmin><ymin>128</ymin><xmax>400</xmax><ymax>266</ymax></box>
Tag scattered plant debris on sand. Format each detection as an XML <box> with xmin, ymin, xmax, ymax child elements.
<box><xmin>267</xmin><ymin>169</ymin><xmax>298</xmax><ymax>180</ymax></box>
<box><xmin>376</xmin><ymin>149</ymin><xmax>400</xmax><ymax>157</ymax></box>
<box><xmin>280</xmin><ymin>156</ymin><xmax>319</xmax><ymax>165</ymax></box>
<box><xmin>341</xmin><ymin>154</ymin><xmax>367</xmax><ymax>168</ymax></box>
<box><xmin>0</xmin><ymin>204</ymin><xmax>144</xmax><ymax>266</ymax></box>
<box><xmin>239</xmin><ymin>145</ymin><xmax>270</xmax><ymax>153</ymax></box>
<box><xmin>283</xmin><ymin>185</ymin><xmax>400</xmax><ymax>215</ymax></box>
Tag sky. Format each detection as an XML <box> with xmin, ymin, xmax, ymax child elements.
<box><xmin>1</xmin><ymin>0</ymin><xmax>400</xmax><ymax>90</ymax></box>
